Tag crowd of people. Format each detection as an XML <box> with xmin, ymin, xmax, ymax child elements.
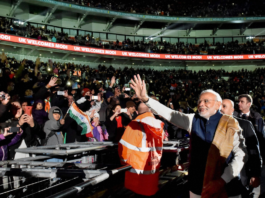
<box><xmin>0</xmin><ymin>51</ymin><xmax>265</xmax><ymax>155</ymax></box>
<box><xmin>1</xmin><ymin>51</ymin><xmax>265</xmax><ymax>196</ymax></box>
<box><xmin>60</xmin><ymin>0</ymin><xmax>265</xmax><ymax>17</ymax></box>
<box><xmin>1</xmin><ymin>17</ymin><xmax>265</xmax><ymax>55</ymax></box>
<box><xmin>2</xmin><ymin>1</ymin><xmax>265</xmax><ymax>196</ymax></box>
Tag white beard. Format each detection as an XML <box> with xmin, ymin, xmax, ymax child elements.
<box><xmin>199</xmin><ymin>109</ymin><xmax>217</xmax><ymax>120</ymax></box>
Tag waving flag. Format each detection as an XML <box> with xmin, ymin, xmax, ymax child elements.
<box><xmin>68</xmin><ymin>102</ymin><xmax>94</xmax><ymax>136</ymax></box>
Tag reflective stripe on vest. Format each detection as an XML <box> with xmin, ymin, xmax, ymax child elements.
<box><xmin>129</xmin><ymin>168</ymin><xmax>158</xmax><ymax>175</ymax></box>
<box><xmin>121</xmin><ymin>120</ymin><xmax>161</xmax><ymax>174</ymax></box>
<box><xmin>119</xmin><ymin>139</ymin><xmax>163</xmax><ymax>152</ymax></box>
<box><xmin>120</xmin><ymin>116</ymin><xmax>162</xmax><ymax>196</ymax></box>
<box><xmin>119</xmin><ymin>119</ymin><xmax>163</xmax><ymax>152</ymax></box>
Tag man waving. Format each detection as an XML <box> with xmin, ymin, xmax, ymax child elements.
<box><xmin>130</xmin><ymin>74</ymin><xmax>247</xmax><ymax>198</ymax></box>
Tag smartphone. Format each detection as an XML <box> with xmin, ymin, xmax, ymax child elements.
<box><xmin>72</xmin><ymin>82</ymin><xmax>78</xmax><ymax>89</ymax></box>
<box><xmin>92</xmin><ymin>96</ymin><xmax>98</xmax><ymax>100</ymax></box>
<box><xmin>120</xmin><ymin>109</ymin><xmax>127</xmax><ymax>113</ymax></box>
<box><xmin>125</xmin><ymin>88</ymin><xmax>130</xmax><ymax>91</ymax></box>
<box><xmin>0</xmin><ymin>69</ymin><xmax>2</xmax><ymax>73</ymax></box>
<box><xmin>9</xmin><ymin>127</ymin><xmax>20</xmax><ymax>133</ymax></box>
<box><xmin>236</xmin><ymin>91</ymin><xmax>239</xmax><ymax>94</ymax></box>
<box><xmin>124</xmin><ymin>84</ymin><xmax>129</xmax><ymax>88</ymax></box>
<box><xmin>170</xmin><ymin>103</ymin><xmax>172</xmax><ymax>105</ymax></box>
<box><xmin>156</xmin><ymin>97</ymin><xmax>159</xmax><ymax>100</ymax></box>
<box><xmin>98</xmin><ymin>80</ymin><xmax>102</xmax><ymax>83</ymax></box>
<box><xmin>57</xmin><ymin>91</ymin><xmax>65</xmax><ymax>95</ymax></box>
<box><xmin>25</xmin><ymin>106</ymin><xmax>32</xmax><ymax>116</ymax></box>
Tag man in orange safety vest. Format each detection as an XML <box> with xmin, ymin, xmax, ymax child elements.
<box><xmin>118</xmin><ymin>103</ymin><xmax>164</xmax><ymax>196</ymax></box>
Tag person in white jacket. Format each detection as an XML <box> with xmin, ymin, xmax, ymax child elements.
<box><xmin>130</xmin><ymin>74</ymin><xmax>247</xmax><ymax>198</ymax></box>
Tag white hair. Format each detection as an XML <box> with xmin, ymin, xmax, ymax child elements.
<box><xmin>199</xmin><ymin>89</ymin><xmax>222</xmax><ymax>102</ymax></box>
<box><xmin>199</xmin><ymin>89</ymin><xmax>222</xmax><ymax>111</ymax></box>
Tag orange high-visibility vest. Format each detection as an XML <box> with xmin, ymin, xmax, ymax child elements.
<box><xmin>45</xmin><ymin>99</ymin><xmax>51</xmax><ymax>113</ymax></box>
<box><xmin>73</xmin><ymin>70</ymin><xmax>81</xmax><ymax>77</ymax></box>
<box><xmin>118</xmin><ymin>112</ymin><xmax>164</xmax><ymax>196</ymax></box>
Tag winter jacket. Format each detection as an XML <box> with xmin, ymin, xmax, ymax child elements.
<box><xmin>0</xmin><ymin>133</ymin><xmax>22</xmax><ymax>161</ymax></box>
<box><xmin>4</xmin><ymin>119</ymin><xmax>41</xmax><ymax>160</ymax></box>
<box><xmin>61</xmin><ymin>115</ymin><xmax>83</xmax><ymax>143</ymax></box>
<box><xmin>99</xmin><ymin>99</ymin><xmax>108</xmax><ymax>122</ymax></box>
<box><xmin>0</xmin><ymin>103</ymin><xmax>10</xmax><ymax>123</ymax></box>
<box><xmin>43</xmin><ymin>106</ymin><xmax>64</xmax><ymax>146</ymax></box>
<box><xmin>91</xmin><ymin>122</ymin><xmax>108</xmax><ymax>142</ymax></box>
<box><xmin>32</xmin><ymin>100</ymin><xmax>48</xmax><ymax>126</ymax></box>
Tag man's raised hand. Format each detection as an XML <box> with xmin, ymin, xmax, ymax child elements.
<box><xmin>110</xmin><ymin>76</ymin><xmax>115</xmax><ymax>87</ymax></box>
<box><xmin>130</xmin><ymin>74</ymin><xmax>148</xmax><ymax>102</ymax></box>
<box><xmin>47</xmin><ymin>77</ymin><xmax>58</xmax><ymax>88</ymax></box>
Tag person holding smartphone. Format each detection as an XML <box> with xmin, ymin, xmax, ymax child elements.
<box><xmin>0</xmin><ymin>127</ymin><xmax>23</xmax><ymax>161</ymax></box>
<box><xmin>5</xmin><ymin>101</ymin><xmax>42</xmax><ymax>160</ymax></box>
<box><xmin>105</xmin><ymin>104</ymin><xmax>127</xmax><ymax>143</ymax></box>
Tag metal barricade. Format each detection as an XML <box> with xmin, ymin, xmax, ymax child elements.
<box><xmin>0</xmin><ymin>140</ymin><xmax>190</xmax><ymax>198</ymax></box>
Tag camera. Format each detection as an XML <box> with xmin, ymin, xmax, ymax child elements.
<box><xmin>0</xmin><ymin>94</ymin><xmax>5</xmax><ymax>100</ymax></box>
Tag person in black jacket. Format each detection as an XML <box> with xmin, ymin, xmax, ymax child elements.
<box><xmin>34</xmin><ymin>77</ymin><xmax>68</xmax><ymax>110</ymax></box>
<box><xmin>221</xmin><ymin>99</ymin><xmax>262</xmax><ymax>198</ymax></box>
<box><xmin>120</xmin><ymin>101</ymin><xmax>138</xmax><ymax>127</ymax></box>
<box><xmin>0</xmin><ymin>92</ymin><xmax>10</xmax><ymax>123</ymax></box>
<box><xmin>2</xmin><ymin>100</ymin><xmax>41</xmax><ymax>160</ymax></box>
<box><xmin>234</xmin><ymin>94</ymin><xmax>265</xmax><ymax>197</ymax></box>
<box><xmin>105</xmin><ymin>104</ymin><xmax>130</xmax><ymax>142</ymax></box>
<box><xmin>61</xmin><ymin>94</ymin><xmax>83</xmax><ymax>143</ymax></box>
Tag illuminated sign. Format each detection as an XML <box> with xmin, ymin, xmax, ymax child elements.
<box><xmin>1</xmin><ymin>34</ymin><xmax>265</xmax><ymax>60</ymax></box>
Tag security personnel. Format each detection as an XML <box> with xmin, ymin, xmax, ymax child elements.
<box><xmin>222</xmin><ymin>99</ymin><xmax>261</xmax><ymax>198</ymax></box>
<box><xmin>118</xmin><ymin>103</ymin><xmax>164</xmax><ymax>196</ymax></box>
<box><xmin>234</xmin><ymin>94</ymin><xmax>265</xmax><ymax>197</ymax></box>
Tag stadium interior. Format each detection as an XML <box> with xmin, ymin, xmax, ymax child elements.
<box><xmin>0</xmin><ymin>0</ymin><xmax>265</xmax><ymax>197</ymax></box>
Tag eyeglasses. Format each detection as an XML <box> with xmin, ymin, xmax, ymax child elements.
<box><xmin>197</xmin><ymin>99</ymin><xmax>217</xmax><ymax>105</ymax></box>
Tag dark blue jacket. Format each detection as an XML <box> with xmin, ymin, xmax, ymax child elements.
<box><xmin>189</xmin><ymin>111</ymin><xmax>233</xmax><ymax>195</ymax></box>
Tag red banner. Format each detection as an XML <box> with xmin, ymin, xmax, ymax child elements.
<box><xmin>1</xmin><ymin>33</ymin><xmax>265</xmax><ymax>60</ymax></box>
